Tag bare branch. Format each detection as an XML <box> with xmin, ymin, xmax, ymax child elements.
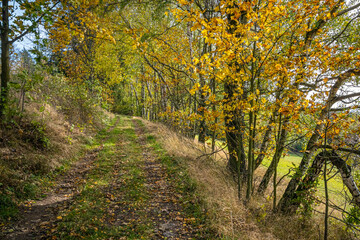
<box><xmin>337</xmin><ymin>3</ymin><xmax>360</xmax><ymax>17</ymax></box>
<box><xmin>319</xmin><ymin>145</ymin><xmax>360</xmax><ymax>155</ymax></box>
<box><xmin>334</xmin><ymin>92</ymin><xmax>360</xmax><ymax>102</ymax></box>
<box><xmin>330</xmin><ymin>106</ymin><xmax>360</xmax><ymax>112</ymax></box>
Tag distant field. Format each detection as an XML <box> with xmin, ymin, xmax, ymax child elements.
<box><xmin>261</xmin><ymin>153</ymin><xmax>347</xmax><ymax>206</ymax></box>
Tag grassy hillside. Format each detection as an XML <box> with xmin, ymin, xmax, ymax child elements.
<box><xmin>0</xmin><ymin>102</ymin><xmax>112</xmax><ymax>223</ymax></box>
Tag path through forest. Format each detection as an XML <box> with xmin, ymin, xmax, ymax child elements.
<box><xmin>1</xmin><ymin>116</ymin><xmax>209</xmax><ymax>239</ymax></box>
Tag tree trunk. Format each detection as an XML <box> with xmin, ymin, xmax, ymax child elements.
<box><xmin>224</xmin><ymin>82</ymin><xmax>246</xmax><ymax>175</ymax></box>
<box><xmin>254</xmin><ymin>90</ymin><xmax>281</xmax><ymax>170</ymax></box>
<box><xmin>282</xmin><ymin>151</ymin><xmax>360</xmax><ymax>214</ymax></box>
<box><xmin>284</xmin><ymin>151</ymin><xmax>326</xmax><ymax>213</ymax></box>
<box><xmin>329</xmin><ymin>152</ymin><xmax>360</xmax><ymax>207</ymax></box>
<box><xmin>0</xmin><ymin>0</ymin><xmax>10</xmax><ymax>119</ymax></box>
<box><xmin>224</xmin><ymin>1</ymin><xmax>248</xmax><ymax>176</ymax></box>
<box><xmin>258</xmin><ymin>117</ymin><xmax>287</xmax><ymax>194</ymax></box>
<box><xmin>254</xmin><ymin>119</ymin><xmax>273</xmax><ymax>170</ymax></box>
<box><xmin>246</xmin><ymin>72</ymin><xmax>256</xmax><ymax>201</ymax></box>
<box><xmin>277</xmin><ymin>127</ymin><xmax>322</xmax><ymax>212</ymax></box>
<box><xmin>277</xmin><ymin>2</ymin><xmax>347</xmax><ymax>212</ymax></box>
<box><xmin>211</xmin><ymin>77</ymin><xmax>217</xmax><ymax>152</ymax></box>
<box><xmin>198</xmin><ymin>73</ymin><xmax>206</xmax><ymax>143</ymax></box>
<box><xmin>278</xmin><ymin>72</ymin><xmax>348</xmax><ymax>212</ymax></box>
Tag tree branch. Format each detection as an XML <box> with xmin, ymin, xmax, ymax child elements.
<box><xmin>319</xmin><ymin>145</ymin><xmax>360</xmax><ymax>155</ymax></box>
<box><xmin>330</xmin><ymin>106</ymin><xmax>359</xmax><ymax>112</ymax></box>
<box><xmin>10</xmin><ymin>1</ymin><xmax>61</xmax><ymax>44</ymax></box>
<box><xmin>337</xmin><ymin>3</ymin><xmax>360</xmax><ymax>17</ymax></box>
<box><xmin>334</xmin><ymin>92</ymin><xmax>360</xmax><ymax>102</ymax></box>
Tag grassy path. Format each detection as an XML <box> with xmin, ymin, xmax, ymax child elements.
<box><xmin>1</xmin><ymin>115</ymin><xmax>211</xmax><ymax>239</ymax></box>
<box><xmin>132</xmin><ymin>119</ymin><xmax>196</xmax><ymax>239</ymax></box>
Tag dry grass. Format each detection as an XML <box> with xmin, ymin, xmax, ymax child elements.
<box><xmin>0</xmin><ymin>104</ymin><xmax>78</xmax><ymax>190</ymax></box>
<box><xmin>138</xmin><ymin>117</ymin><xmax>276</xmax><ymax>239</ymax></box>
<box><xmin>138</xmin><ymin>117</ymin><xmax>354</xmax><ymax>240</ymax></box>
<box><xmin>27</xmin><ymin>103</ymin><xmax>86</xmax><ymax>165</ymax></box>
<box><xmin>0</xmin><ymin>102</ymin><xmax>113</xmax><ymax>209</ymax></box>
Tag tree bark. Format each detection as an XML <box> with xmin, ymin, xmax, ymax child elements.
<box><xmin>224</xmin><ymin>1</ymin><xmax>248</xmax><ymax>176</ymax></box>
<box><xmin>254</xmin><ymin>119</ymin><xmax>273</xmax><ymax>170</ymax></box>
<box><xmin>278</xmin><ymin>69</ymin><xmax>360</xmax><ymax>212</ymax></box>
<box><xmin>224</xmin><ymin>82</ymin><xmax>246</xmax><ymax>175</ymax></box>
<box><xmin>0</xmin><ymin>0</ymin><xmax>10</xmax><ymax>119</ymax></box>
<box><xmin>198</xmin><ymin>69</ymin><xmax>206</xmax><ymax>143</ymax></box>
<box><xmin>283</xmin><ymin>151</ymin><xmax>326</xmax><ymax>213</ymax></box>
<box><xmin>276</xmin><ymin>1</ymin><xmax>347</xmax><ymax>212</ymax></box>
<box><xmin>282</xmin><ymin>151</ymin><xmax>360</xmax><ymax>214</ymax></box>
<box><xmin>257</xmin><ymin>116</ymin><xmax>287</xmax><ymax>194</ymax></box>
<box><xmin>254</xmin><ymin>90</ymin><xmax>281</xmax><ymax>170</ymax></box>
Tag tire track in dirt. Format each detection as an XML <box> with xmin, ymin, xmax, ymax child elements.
<box><xmin>2</xmin><ymin>148</ymin><xmax>102</xmax><ymax>240</ymax></box>
<box><xmin>1</xmin><ymin>118</ymin><xmax>119</xmax><ymax>240</ymax></box>
<box><xmin>132</xmin><ymin>119</ymin><xmax>196</xmax><ymax>239</ymax></box>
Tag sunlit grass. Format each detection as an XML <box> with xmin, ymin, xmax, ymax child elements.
<box><xmin>262</xmin><ymin>153</ymin><xmax>346</xmax><ymax>206</ymax></box>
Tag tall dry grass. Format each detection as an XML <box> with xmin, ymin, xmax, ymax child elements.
<box><xmin>138</xmin><ymin>117</ymin><xmax>354</xmax><ymax>240</ymax></box>
<box><xmin>139</xmin><ymin>118</ymin><xmax>276</xmax><ymax>239</ymax></box>
<box><xmin>0</xmin><ymin>100</ymin><xmax>114</xmax><ymax>210</ymax></box>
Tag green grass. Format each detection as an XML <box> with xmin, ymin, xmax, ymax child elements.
<box><xmin>261</xmin><ymin>153</ymin><xmax>302</xmax><ymax>177</ymax></box>
<box><xmin>55</xmin><ymin>116</ymin><xmax>154</xmax><ymax>239</ymax></box>
<box><xmin>261</xmin><ymin>153</ymin><xmax>346</xmax><ymax>205</ymax></box>
<box><xmin>0</xmin><ymin>194</ymin><xmax>18</xmax><ymax>220</ymax></box>
<box><xmin>142</xmin><ymin>121</ymin><xmax>216</xmax><ymax>239</ymax></box>
<box><xmin>197</xmin><ymin>133</ymin><xmax>347</xmax><ymax>207</ymax></box>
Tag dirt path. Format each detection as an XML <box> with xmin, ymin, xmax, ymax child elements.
<box><xmin>1</xmin><ymin>116</ymin><xmax>207</xmax><ymax>239</ymax></box>
<box><xmin>132</xmin><ymin>119</ymin><xmax>196</xmax><ymax>239</ymax></box>
<box><xmin>2</xmin><ymin>146</ymin><xmax>102</xmax><ymax>240</ymax></box>
<box><xmin>1</xmin><ymin>118</ymin><xmax>120</xmax><ymax>240</ymax></box>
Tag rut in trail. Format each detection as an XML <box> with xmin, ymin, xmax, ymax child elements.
<box><xmin>132</xmin><ymin>119</ymin><xmax>197</xmax><ymax>239</ymax></box>
<box><xmin>1</xmin><ymin>147</ymin><xmax>102</xmax><ymax>240</ymax></box>
<box><xmin>1</xmin><ymin>119</ymin><xmax>119</xmax><ymax>240</ymax></box>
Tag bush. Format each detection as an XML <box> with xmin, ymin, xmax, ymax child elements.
<box><xmin>25</xmin><ymin>120</ymin><xmax>50</xmax><ymax>149</ymax></box>
<box><xmin>0</xmin><ymin>193</ymin><xmax>18</xmax><ymax>220</ymax></box>
<box><xmin>112</xmin><ymin>100</ymin><xmax>133</xmax><ymax>115</ymax></box>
